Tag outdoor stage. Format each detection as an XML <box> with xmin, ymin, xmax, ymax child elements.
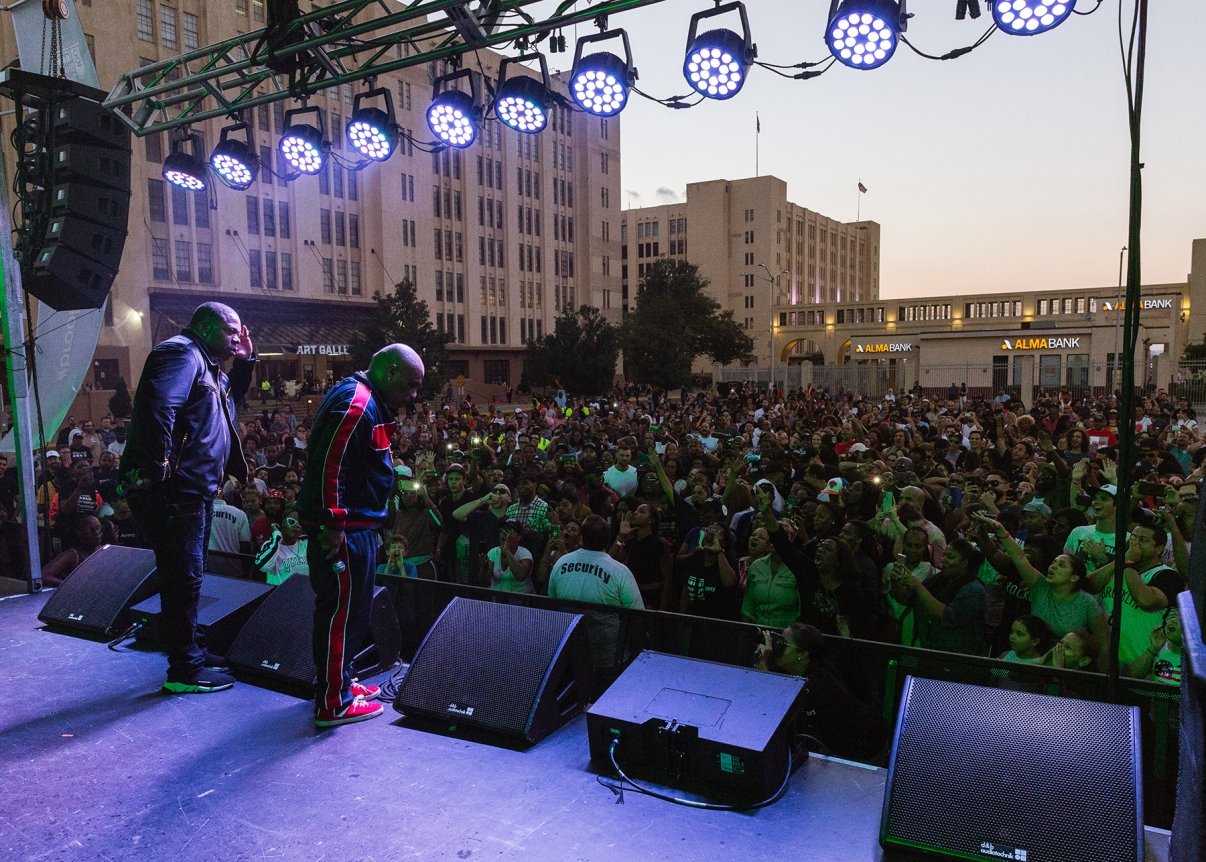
<box><xmin>0</xmin><ymin>589</ymin><xmax>1172</xmax><ymax>862</ymax></box>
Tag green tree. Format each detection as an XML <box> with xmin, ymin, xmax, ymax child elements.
<box><xmin>1183</xmin><ymin>337</ymin><xmax>1206</xmax><ymax>361</ymax></box>
<box><xmin>350</xmin><ymin>281</ymin><xmax>453</xmax><ymax>400</ymax></box>
<box><xmin>526</xmin><ymin>305</ymin><xmax>620</xmax><ymax>395</ymax></box>
<box><xmin>621</xmin><ymin>259</ymin><xmax>753</xmax><ymax>390</ymax></box>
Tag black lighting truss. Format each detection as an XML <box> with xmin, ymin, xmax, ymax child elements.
<box><xmin>103</xmin><ymin>0</ymin><xmax>669</xmax><ymax>137</ymax></box>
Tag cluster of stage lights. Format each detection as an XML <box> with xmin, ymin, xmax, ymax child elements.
<box><xmin>163</xmin><ymin>96</ymin><xmax>400</xmax><ymax>192</ymax></box>
<box><xmin>162</xmin><ymin>0</ymin><xmax>1082</xmax><ymax>188</ymax></box>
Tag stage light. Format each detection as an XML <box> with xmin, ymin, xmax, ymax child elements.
<box><xmin>427</xmin><ymin>69</ymin><xmax>483</xmax><ymax>149</ymax></box>
<box><xmin>570</xmin><ymin>30</ymin><xmax>637</xmax><ymax>117</ymax></box>
<box><xmin>347</xmin><ymin>87</ymin><xmax>400</xmax><ymax>161</ymax></box>
<box><xmin>494</xmin><ymin>55</ymin><xmax>552</xmax><ymax>134</ymax></box>
<box><xmin>279</xmin><ymin>105</ymin><xmax>328</xmax><ymax>175</ymax></box>
<box><xmin>825</xmin><ymin>0</ymin><xmax>905</xmax><ymax>70</ymax></box>
<box><xmin>992</xmin><ymin>0</ymin><xmax>1075</xmax><ymax>35</ymax></box>
<box><xmin>162</xmin><ymin>131</ymin><xmax>208</xmax><ymax>191</ymax></box>
<box><xmin>683</xmin><ymin>2</ymin><xmax>756</xmax><ymax>100</ymax></box>
<box><xmin>209</xmin><ymin>122</ymin><xmax>258</xmax><ymax>191</ymax></box>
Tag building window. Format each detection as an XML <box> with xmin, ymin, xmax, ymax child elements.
<box><xmin>248</xmin><ymin>249</ymin><xmax>262</xmax><ymax>288</ymax></box>
<box><xmin>351</xmin><ymin>261</ymin><xmax>362</xmax><ymax>296</ymax></box>
<box><xmin>247</xmin><ymin>197</ymin><xmax>259</xmax><ymax>234</ymax></box>
<box><xmin>159</xmin><ymin>6</ymin><xmax>178</xmax><ymax>49</ymax></box>
<box><xmin>320</xmin><ymin>208</ymin><xmax>331</xmax><ymax>244</ymax></box>
<box><xmin>171</xmin><ymin>185</ymin><xmax>189</xmax><ymax>226</ymax></box>
<box><xmin>322</xmin><ymin>257</ymin><xmax>334</xmax><ymax>293</ymax></box>
<box><xmin>145</xmin><ymin>132</ymin><xmax>163</xmax><ymax>163</ymax></box>
<box><xmin>183</xmin><ymin>13</ymin><xmax>200</xmax><ymax>50</ymax></box>
<box><xmin>152</xmin><ymin>237</ymin><xmax>170</xmax><ymax>280</ymax></box>
<box><xmin>278</xmin><ymin>201</ymin><xmax>291</xmax><ymax>238</ymax></box>
<box><xmin>137</xmin><ymin>0</ymin><xmax>153</xmax><ymax>41</ymax></box>
<box><xmin>197</xmin><ymin>242</ymin><xmax>214</xmax><ymax>284</ymax></box>
<box><xmin>265</xmin><ymin>251</ymin><xmax>277</xmax><ymax>290</ymax></box>
<box><xmin>194</xmin><ymin>191</ymin><xmax>209</xmax><ymax>228</ymax></box>
<box><xmin>262</xmin><ymin>199</ymin><xmax>275</xmax><ymax>236</ymax></box>
<box><xmin>148</xmin><ymin>179</ymin><xmax>166</xmax><ymax>222</ymax></box>
<box><xmin>280</xmin><ymin>253</ymin><xmax>293</xmax><ymax>290</ymax></box>
<box><xmin>484</xmin><ymin>359</ymin><xmax>510</xmax><ymax>385</ymax></box>
<box><xmin>335</xmin><ymin>211</ymin><xmax>346</xmax><ymax>246</ymax></box>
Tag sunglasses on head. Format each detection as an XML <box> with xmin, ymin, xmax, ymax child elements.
<box><xmin>284</xmin><ymin>517</ymin><xmax>300</xmax><ymax>528</ymax></box>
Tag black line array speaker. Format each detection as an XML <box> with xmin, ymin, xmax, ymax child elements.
<box><xmin>13</xmin><ymin>73</ymin><xmax>132</xmax><ymax>311</ymax></box>
<box><xmin>38</xmin><ymin>544</ymin><xmax>158</xmax><ymax>638</ymax></box>
<box><xmin>1172</xmin><ymin>591</ymin><xmax>1205</xmax><ymax>862</ymax></box>
<box><xmin>586</xmin><ymin>650</ymin><xmax>807</xmax><ymax>798</ymax></box>
<box><xmin>394</xmin><ymin>597</ymin><xmax>593</xmax><ymax>744</ymax></box>
<box><xmin>225</xmin><ymin>574</ymin><xmax>400</xmax><ymax>695</ymax></box>
<box><xmin>881</xmin><ymin>676</ymin><xmax>1143</xmax><ymax>862</ymax></box>
<box><xmin>130</xmin><ymin>575</ymin><xmax>275</xmax><ymax>656</ymax></box>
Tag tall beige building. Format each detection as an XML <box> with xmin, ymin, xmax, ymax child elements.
<box><xmin>0</xmin><ymin>2</ymin><xmax>622</xmax><ymax>399</ymax></box>
<box><xmin>621</xmin><ymin>175</ymin><xmax>880</xmax><ymax>370</ymax></box>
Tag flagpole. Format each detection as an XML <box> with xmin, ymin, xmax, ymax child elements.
<box><xmin>857</xmin><ymin>178</ymin><xmax>861</xmax><ymax>221</ymax></box>
<box><xmin>755</xmin><ymin>112</ymin><xmax>760</xmax><ymax>177</ymax></box>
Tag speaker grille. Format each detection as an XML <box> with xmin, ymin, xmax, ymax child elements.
<box><xmin>226</xmin><ymin>574</ymin><xmax>314</xmax><ymax>684</ymax></box>
<box><xmin>397</xmin><ymin>598</ymin><xmax>582</xmax><ymax>736</ymax></box>
<box><xmin>38</xmin><ymin>545</ymin><xmax>157</xmax><ymax>636</ymax></box>
<box><xmin>884</xmin><ymin>677</ymin><xmax>1141</xmax><ymax>862</ymax></box>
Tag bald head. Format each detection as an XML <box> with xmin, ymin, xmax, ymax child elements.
<box><xmin>367</xmin><ymin>343</ymin><xmax>424</xmax><ymax>408</ymax></box>
<box><xmin>187</xmin><ymin>302</ymin><xmax>242</xmax><ymax>360</ymax></box>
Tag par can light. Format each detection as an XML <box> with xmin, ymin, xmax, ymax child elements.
<box><xmin>993</xmin><ymin>0</ymin><xmax>1075</xmax><ymax>35</ymax></box>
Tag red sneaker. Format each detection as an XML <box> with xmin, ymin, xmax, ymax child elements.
<box><xmin>349</xmin><ymin>680</ymin><xmax>380</xmax><ymax>701</ymax></box>
<box><xmin>314</xmin><ymin>698</ymin><xmax>384</xmax><ymax>728</ymax></box>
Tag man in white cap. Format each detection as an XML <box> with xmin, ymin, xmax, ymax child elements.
<box><xmin>1064</xmin><ymin>484</ymin><xmax>1125</xmax><ymax>569</ymax></box>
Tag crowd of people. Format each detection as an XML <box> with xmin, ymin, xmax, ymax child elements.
<box><xmin>5</xmin><ymin>369</ymin><xmax>1195</xmax><ymax>734</ymax></box>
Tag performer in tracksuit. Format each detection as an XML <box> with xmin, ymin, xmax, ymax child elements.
<box><xmin>298</xmin><ymin>344</ymin><xmax>424</xmax><ymax>727</ymax></box>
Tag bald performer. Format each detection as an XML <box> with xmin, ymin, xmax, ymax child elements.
<box><xmin>299</xmin><ymin>344</ymin><xmax>424</xmax><ymax>727</ymax></box>
<box><xmin>122</xmin><ymin>301</ymin><xmax>254</xmax><ymax>693</ymax></box>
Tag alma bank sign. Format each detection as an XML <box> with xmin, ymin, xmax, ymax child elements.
<box><xmin>1102</xmin><ymin>298</ymin><xmax>1174</xmax><ymax>312</ymax></box>
<box><xmin>853</xmin><ymin>341</ymin><xmax>918</xmax><ymax>354</ymax></box>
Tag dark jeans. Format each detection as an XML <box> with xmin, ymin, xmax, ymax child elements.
<box><xmin>128</xmin><ymin>490</ymin><xmax>212</xmax><ymax>680</ymax></box>
<box><xmin>310</xmin><ymin>527</ymin><xmax>377</xmax><ymax>714</ymax></box>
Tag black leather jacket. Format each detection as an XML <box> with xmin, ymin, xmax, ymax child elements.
<box><xmin>120</xmin><ymin>332</ymin><xmax>254</xmax><ymax>497</ymax></box>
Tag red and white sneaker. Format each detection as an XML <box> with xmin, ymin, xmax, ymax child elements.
<box><xmin>349</xmin><ymin>680</ymin><xmax>380</xmax><ymax>701</ymax></box>
<box><xmin>314</xmin><ymin>697</ymin><xmax>384</xmax><ymax>728</ymax></box>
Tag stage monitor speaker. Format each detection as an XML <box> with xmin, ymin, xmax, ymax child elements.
<box><xmin>130</xmin><ymin>575</ymin><xmax>275</xmax><ymax>656</ymax></box>
<box><xmin>38</xmin><ymin>544</ymin><xmax>158</xmax><ymax>638</ymax></box>
<box><xmin>394</xmin><ymin>597</ymin><xmax>593</xmax><ymax>744</ymax></box>
<box><xmin>586</xmin><ymin>650</ymin><xmax>806</xmax><ymax>798</ymax></box>
<box><xmin>225</xmin><ymin>574</ymin><xmax>400</xmax><ymax>695</ymax></box>
<box><xmin>881</xmin><ymin>676</ymin><xmax>1143</xmax><ymax>862</ymax></box>
<box><xmin>1172</xmin><ymin>591</ymin><xmax>1205</xmax><ymax>862</ymax></box>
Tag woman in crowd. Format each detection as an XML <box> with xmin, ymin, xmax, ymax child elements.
<box><xmin>982</xmin><ymin>512</ymin><xmax>1109</xmax><ymax>668</ymax></box>
<box><xmin>486</xmin><ymin>520</ymin><xmax>534</xmax><ymax>593</ymax></box>
<box><xmin>755</xmin><ymin>622</ymin><xmax>884</xmax><ymax>761</ymax></box>
<box><xmin>889</xmin><ymin>538</ymin><xmax>987</xmax><ymax>655</ymax></box>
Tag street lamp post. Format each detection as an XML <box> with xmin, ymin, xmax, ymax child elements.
<box><xmin>757</xmin><ymin>263</ymin><xmax>789</xmax><ymax>393</ymax></box>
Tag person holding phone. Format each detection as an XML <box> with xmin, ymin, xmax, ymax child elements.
<box><xmin>486</xmin><ymin>520</ymin><xmax>534</xmax><ymax>593</ymax></box>
<box><xmin>254</xmin><ymin>514</ymin><xmax>309</xmax><ymax>585</ymax></box>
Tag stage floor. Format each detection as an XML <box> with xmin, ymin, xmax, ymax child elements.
<box><xmin>0</xmin><ymin>590</ymin><xmax>1171</xmax><ymax>862</ymax></box>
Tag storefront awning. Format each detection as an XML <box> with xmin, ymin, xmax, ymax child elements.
<box><xmin>148</xmin><ymin>291</ymin><xmax>377</xmax><ymax>357</ymax></box>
